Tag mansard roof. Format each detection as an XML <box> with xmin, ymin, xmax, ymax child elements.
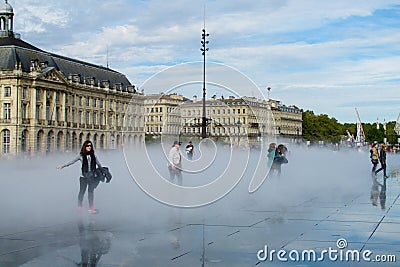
<box><xmin>0</xmin><ymin>36</ymin><xmax>132</xmax><ymax>89</ymax></box>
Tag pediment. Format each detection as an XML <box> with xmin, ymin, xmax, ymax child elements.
<box><xmin>35</xmin><ymin>67</ymin><xmax>68</xmax><ymax>84</ymax></box>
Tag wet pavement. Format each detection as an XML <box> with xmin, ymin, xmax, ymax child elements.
<box><xmin>1</xmin><ymin>145</ymin><xmax>400</xmax><ymax>266</ymax></box>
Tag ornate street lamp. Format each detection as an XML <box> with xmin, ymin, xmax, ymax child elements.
<box><xmin>200</xmin><ymin>28</ymin><xmax>209</xmax><ymax>139</ymax></box>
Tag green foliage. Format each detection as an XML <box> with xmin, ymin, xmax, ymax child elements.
<box><xmin>302</xmin><ymin>110</ymin><xmax>399</xmax><ymax>144</ymax></box>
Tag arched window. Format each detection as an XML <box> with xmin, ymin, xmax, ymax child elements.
<box><xmin>2</xmin><ymin>129</ymin><xmax>10</xmax><ymax>154</ymax></box>
<box><xmin>21</xmin><ymin>130</ymin><xmax>28</xmax><ymax>152</ymax></box>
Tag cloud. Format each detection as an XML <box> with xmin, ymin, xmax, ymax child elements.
<box><xmin>9</xmin><ymin>0</ymin><xmax>400</xmax><ymax>122</ymax></box>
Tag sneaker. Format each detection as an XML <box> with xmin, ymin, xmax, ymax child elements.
<box><xmin>88</xmin><ymin>206</ymin><xmax>99</xmax><ymax>214</ymax></box>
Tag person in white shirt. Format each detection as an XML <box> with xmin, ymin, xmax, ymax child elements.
<box><xmin>168</xmin><ymin>141</ymin><xmax>183</xmax><ymax>185</ymax></box>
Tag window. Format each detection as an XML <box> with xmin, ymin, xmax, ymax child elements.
<box><xmin>46</xmin><ymin>102</ymin><xmax>50</xmax><ymax>120</ymax></box>
<box><xmin>3</xmin><ymin>103</ymin><xmax>11</xmax><ymax>120</ymax></box>
<box><xmin>22</xmin><ymin>104</ymin><xmax>27</xmax><ymax>120</ymax></box>
<box><xmin>99</xmin><ymin>100</ymin><xmax>103</xmax><ymax>109</ymax></box>
<box><xmin>78</xmin><ymin>111</ymin><xmax>82</xmax><ymax>124</ymax></box>
<box><xmin>71</xmin><ymin>95</ymin><xmax>75</xmax><ymax>106</ymax></box>
<box><xmin>64</xmin><ymin>109</ymin><xmax>68</xmax><ymax>123</ymax></box>
<box><xmin>36</xmin><ymin>89</ymin><xmax>40</xmax><ymax>101</ymax></box>
<box><xmin>86</xmin><ymin>111</ymin><xmax>90</xmax><ymax>124</ymax></box>
<box><xmin>71</xmin><ymin>109</ymin><xmax>75</xmax><ymax>123</ymax></box>
<box><xmin>35</xmin><ymin>105</ymin><xmax>40</xmax><ymax>120</ymax></box>
<box><xmin>93</xmin><ymin>112</ymin><xmax>97</xmax><ymax>125</ymax></box>
<box><xmin>4</xmin><ymin>86</ymin><xmax>11</xmax><ymax>97</ymax></box>
<box><xmin>56</xmin><ymin>92</ymin><xmax>60</xmax><ymax>103</ymax></box>
<box><xmin>56</xmin><ymin>107</ymin><xmax>60</xmax><ymax>121</ymax></box>
<box><xmin>22</xmin><ymin>87</ymin><xmax>27</xmax><ymax>99</ymax></box>
<box><xmin>2</xmin><ymin>129</ymin><xmax>10</xmax><ymax>154</ymax></box>
<box><xmin>100</xmin><ymin>113</ymin><xmax>104</xmax><ymax>125</ymax></box>
<box><xmin>93</xmin><ymin>99</ymin><xmax>97</xmax><ymax>108</ymax></box>
<box><xmin>86</xmin><ymin>98</ymin><xmax>90</xmax><ymax>107</ymax></box>
<box><xmin>79</xmin><ymin>97</ymin><xmax>82</xmax><ymax>106</ymax></box>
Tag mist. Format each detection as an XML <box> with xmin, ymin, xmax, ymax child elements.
<box><xmin>1</xmin><ymin>142</ymin><xmax>399</xmax><ymax>265</ymax></box>
<box><xmin>1</xmin><ymin>143</ymin><xmax>393</xmax><ymax>227</ymax></box>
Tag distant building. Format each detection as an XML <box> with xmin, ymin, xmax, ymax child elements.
<box><xmin>143</xmin><ymin>93</ymin><xmax>187</xmax><ymax>139</ymax></box>
<box><xmin>268</xmin><ymin>99</ymin><xmax>302</xmax><ymax>137</ymax></box>
<box><xmin>0</xmin><ymin>1</ymin><xmax>144</xmax><ymax>156</ymax></box>
<box><xmin>181</xmin><ymin>95</ymin><xmax>296</xmax><ymax>146</ymax></box>
<box><xmin>142</xmin><ymin>93</ymin><xmax>302</xmax><ymax>144</ymax></box>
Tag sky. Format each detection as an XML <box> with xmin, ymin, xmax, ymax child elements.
<box><xmin>9</xmin><ymin>0</ymin><xmax>400</xmax><ymax>123</ymax></box>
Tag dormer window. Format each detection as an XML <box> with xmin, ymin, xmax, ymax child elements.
<box><xmin>72</xmin><ymin>74</ymin><xmax>81</xmax><ymax>83</ymax></box>
<box><xmin>101</xmin><ymin>80</ymin><xmax>110</xmax><ymax>89</ymax></box>
<box><xmin>84</xmin><ymin>77</ymin><xmax>95</xmax><ymax>86</ymax></box>
<box><xmin>40</xmin><ymin>61</ymin><xmax>48</xmax><ymax>69</ymax></box>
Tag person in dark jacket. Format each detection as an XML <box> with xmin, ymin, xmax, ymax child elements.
<box><xmin>375</xmin><ymin>144</ymin><xmax>388</xmax><ymax>178</ymax></box>
<box><xmin>57</xmin><ymin>140</ymin><xmax>102</xmax><ymax>214</ymax></box>
<box><xmin>273</xmin><ymin>144</ymin><xmax>288</xmax><ymax>178</ymax></box>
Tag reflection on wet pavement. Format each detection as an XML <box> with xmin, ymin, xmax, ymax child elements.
<box><xmin>1</xmin><ymin>147</ymin><xmax>399</xmax><ymax>266</ymax></box>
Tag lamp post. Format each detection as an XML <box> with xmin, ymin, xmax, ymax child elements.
<box><xmin>200</xmin><ymin>28</ymin><xmax>209</xmax><ymax>139</ymax></box>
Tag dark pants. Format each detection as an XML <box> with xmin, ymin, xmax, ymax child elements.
<box><xmin>375</xmin><ymin>163</ymin><xmax>387</xmax><ymax>177</ymax></box>
<box><xmin>168</xmin><ymin>167</ymin><xmax>182</xmax><ymax>186</ymax></box>
<box><xmin>78</xmin><ymin>176</ymin><xmax>100</xmax><ymax>207</ymax></box>
<box><xmin>371</xmin><ymin>160</ymin><xmax>379</xmax><ymax>173</ymax></box>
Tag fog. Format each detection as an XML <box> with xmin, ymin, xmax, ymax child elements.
<box><xmin>2</xmin><ymin>142</ymin><xmax>396</xmax><ymax>233</ymax></box>
<box><xmin>2</xmin><ymin>141</ymin><xmax>400</xmax><ymax>265</ymax></box>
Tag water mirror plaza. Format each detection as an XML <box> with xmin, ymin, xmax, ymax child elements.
<box><xmin>1</xmin><ymin>144</ymin><xmax>399</xmax><ymax>266</ymax></box>
<box><xmin>1</xmin><ymin>1</ymin><xmax>400</xmax><ymax>266</ymax></box>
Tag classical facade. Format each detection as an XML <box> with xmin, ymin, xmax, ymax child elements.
<box><xmin>268</xmin><ymin>99</ymin><xmax>302</xmax><ymax>137</ymax></box>
<box><xmin>144</xmin><ymin>93</ymin><xmax>187</xmax><ymax>139</ymax></box>
<box><xmin>180</xmin><ymin>96</ymin><xmax>276</xmax><ymax>145</ymax></box>
<box><xmin>144</xmin><ymin>94</ymin><xmax>302</xmax><ymax>145</ymax></box>
<box><xmin>0</xmin><ymin>1</ymin><xmax>144</xmax><ymax>156</ymax></box>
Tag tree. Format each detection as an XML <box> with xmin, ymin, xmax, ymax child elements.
<box><xmin>302</xmin><ymin>110</ymin><xmax>399</xmax><ymax>145</ymax></box>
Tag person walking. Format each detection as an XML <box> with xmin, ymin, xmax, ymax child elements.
<box><xmin>168</xmin><ymin>141</ymin><xmax>183</xmax><ymax>185</ymax></box>
<box><xmin>375</xmin><ymin>144</ymin><xmax>388</xmax><ymax>178</ymax></box>
<box><xmin>273</xmin><ymin>144</ymin><xmax>288</xmax><ymax>178</ymax></box>
<box><xmin>185</xmin><ymin>141</ymin><xmax>194</xmax><ymax>160</ymax></box>
<box><xmin>370</xmin><ymin>142</ymin><xmax>379</xmax><ymax>175</ymax></box>
<box><xmin>57</xmin><ymin>140</ymin><xmax>103</xmax><ymax>214</ymax></box>
<box><xmin>267</xmin><ymin>143</ymin><xmax>276</xmax><ymax>174</ymax></box>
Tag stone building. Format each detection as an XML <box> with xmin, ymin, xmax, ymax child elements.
<box><xmin>144</xmin><ymin>94</ymin><xmax>302</xmax><ymax>145</ymax></box>
<box><xmin>0</xmin><ymin>1</ymin><xmax>144</xmax><ymax>156</ymax></box>
<box><xmin>268</xmin><ymin>99</ymin><xmax>302</xmax><ymax>138</ymax></box>
<box><xmin>181</xmin><ymin>95</ymin><xmax>276</xmax><ymax>146</ymax></box>
<box><xmin>144</xmin><ymin>93</ymin><xmax>187</xmax><ymax>140</ymax></box>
